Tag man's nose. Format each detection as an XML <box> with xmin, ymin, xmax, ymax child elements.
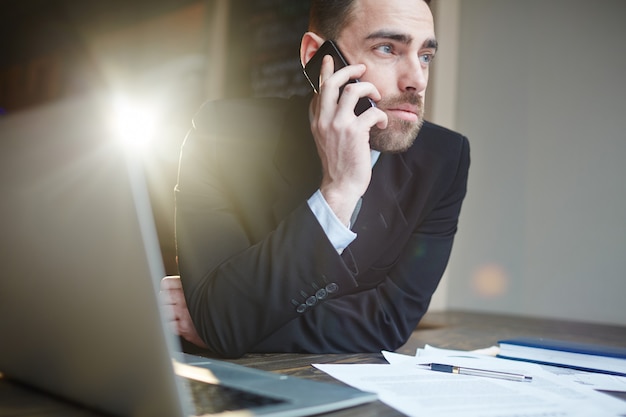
<box><xmin>398</xmin><ymin>56</ymin><xmax>428</xmax><ymax>93</ymax></box>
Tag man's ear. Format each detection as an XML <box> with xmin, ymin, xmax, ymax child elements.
<box><xmin>300</xmin><ymin>32</ymin><xmax>325</xmax><ymax>67</ymax></box>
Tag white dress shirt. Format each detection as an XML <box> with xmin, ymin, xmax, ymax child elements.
<box><xmin>307</xmin><ymin>150</ymin><xmax>380</xmax><ymax>254</ymax></box>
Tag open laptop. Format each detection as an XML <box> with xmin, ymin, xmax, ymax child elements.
<box><xmin>0</xmin><ymin>95</ymin><xmax>377</xmax><ymax>417</ymax></box>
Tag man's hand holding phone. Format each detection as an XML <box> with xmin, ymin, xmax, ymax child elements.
<box><xmin>307</xmin><ymin>43</ymin><xmax>388</xmax><ymax>226</ymax></box>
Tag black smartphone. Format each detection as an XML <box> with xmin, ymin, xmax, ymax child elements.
<box><xmin>303</xmin><ymin>40</ymin><xmax>376</xmax><ymax>116</ymax></box>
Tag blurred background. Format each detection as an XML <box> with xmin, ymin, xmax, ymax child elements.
<box><xmin>2</xmin><ymin>0</ymin><xmax>625</xmax><ymax>326</ymax></box>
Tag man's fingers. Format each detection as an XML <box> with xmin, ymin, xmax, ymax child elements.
<box><xmin>161</xmin><ymin>301</ymin><xmax>175</xmax><ymax>319</ymax></box>
<box><xmin>164</xmin><ymin>288</ymin><xmax>186</xmax><ymax>305</ymax></box>
<box><xmin>359</xmin><ymin>105</ymin><xmax>388</xmax><ymax>130</ymax></box>
<box><xmin>159</xmin><ymin>275</ymin><xmax>208</xmax><ymax>348</ymax></box>
<box><xmin>318</xmin><ymin>55</ymin><xmax>335</xmax><ymax>90</ymax></box>
<box><xmin>335</xmin><ymin>81</ymin><xmax>381</xmax><ymax>120</ymax></box>
<box><xmin>318</xmin><ymin>62</ymin><xmax>367</xmax><ymax>118</ymax></box>
<box><xmin>174</xmin><ymin>308</ymin><xmax>209</xmax><ymax>349</ymax></box>
<box><xmin>160</xmin><ymin>276</ymin><xmax>186</xmax><ymax>305</ymax></box>
<box><xmin>160</xmin><ymin>275</ymin><xmax>182</xmax><ymax>290</ymax></box>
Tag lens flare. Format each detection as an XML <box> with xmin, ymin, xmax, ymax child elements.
<box><xmin>110</xmin><ymin>95</ymin><xmax>158</xmax><ymax>152</ymax></box>
<box><xmin>471</xmin><ymin>263</ymin><xmax>509</xmax><ymax>298</ymax></box>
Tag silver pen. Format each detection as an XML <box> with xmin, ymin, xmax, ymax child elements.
<box><xmin>421</xmin><ymin>363</ymin><xmax>533</xmax><ymax>382</ymax></box>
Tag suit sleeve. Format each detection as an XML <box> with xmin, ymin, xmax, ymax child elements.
<box><xmin>252</xmin><ymin>135</ymin><xmax>471</xmax><ymax>353</ymax></box>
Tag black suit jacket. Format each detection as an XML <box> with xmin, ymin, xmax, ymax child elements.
<box><xmin>175</xmin><ymin>95</ymin><xmax>470</xmax><ymax>357</ymax></box>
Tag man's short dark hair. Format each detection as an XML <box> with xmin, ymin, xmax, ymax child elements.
<box><xmin>309</xmin><ymin>0</ymin><xmax>432</xmax><ymax>40</ymax></box>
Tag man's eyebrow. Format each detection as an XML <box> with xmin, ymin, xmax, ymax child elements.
<box><xmin>424</xmin><ymin>37</ymin><xmax>439</xmax><ymax>51</ymax></box>
<box><xmin>366</xmin><ymin>30</ymin><xmax>413</xmax><ymax>44</ymax></box>
<box><xmin>365</xmin><ymin>30</ymin><xmax>439</xmax><ymax>51</ymax></box>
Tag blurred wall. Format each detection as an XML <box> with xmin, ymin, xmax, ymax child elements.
<box><xmin>431</xmin><ymin>0</ymin><xmax>626</xmax><ymax>325</ymax></box>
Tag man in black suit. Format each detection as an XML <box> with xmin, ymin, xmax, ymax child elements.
<box><xmin>161</xmin><ymin>0</ymin><xmax>470</xmax><ymax>358</ymax></box>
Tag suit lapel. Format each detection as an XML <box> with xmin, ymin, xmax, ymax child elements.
<box><xmin>346</xmin><ymin>153</ymin><xmax>413</xmax><ymax>271</ymax></box>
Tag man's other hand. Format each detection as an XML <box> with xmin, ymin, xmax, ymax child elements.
<box><xmin>160</xmin><ymin>276</ymin><xmax>208</xmax><ymax>349</ymax></box>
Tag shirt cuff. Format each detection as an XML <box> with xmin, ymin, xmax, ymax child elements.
<box><xmin>307</xmin><ymin>190</ymin><xmax>357</xmax><ymax>254</ymax></box>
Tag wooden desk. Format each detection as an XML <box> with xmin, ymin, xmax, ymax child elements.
<box><xmin>2</xmin><ymin>310</ymin><xmax>625</xmax><ymax>416</ymax></box>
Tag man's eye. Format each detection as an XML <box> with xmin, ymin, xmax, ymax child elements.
<box><xmin>419</xmin><ymin>53</ymin><xmax>435</xmax><ymax>65</ymax></box>
<box><xmin>375</xmin><ymin>44</ymin><xmax>393</xmax><ymax>54</ymax></box>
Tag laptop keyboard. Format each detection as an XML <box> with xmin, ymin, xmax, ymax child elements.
<box><xmin>184</xmin><ymin>377</ymin><xmax>286</xmax><ymax>415</ymax></box>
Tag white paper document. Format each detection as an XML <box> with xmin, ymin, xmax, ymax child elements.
<box><xmin>314</xmin><ymin>347</ymin><xmax>626</xmax><ymax>417</ymax></box>
<box><xmin>411</xmin><ymin>344</ymin><xmax>626</xmax><ymax>393</ymax></box>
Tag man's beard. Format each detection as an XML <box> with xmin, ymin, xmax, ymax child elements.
<box><xmin>369</xmin><ymin>92</ymin><xmax>424</xmax><ymax>153</ymax></box>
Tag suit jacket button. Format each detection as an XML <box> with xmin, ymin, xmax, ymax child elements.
<box><xmin>315</xmin><ymin>288</ymin><xmax>327</xmax><ymax>300</ymax></box>
<box><xmin>296</xmin><ymin>304</ymin><xmax>307</xmax><ymax>314</ymax></box>
<box><xmin>325</xmin><ymin>283</ymin><xmax>339</xmax><ymax>294</ymax></box>
<box><xmin>306</xmin><ymin>295</ymin><xmax>317</xmax><ymax>306</ymax></box>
